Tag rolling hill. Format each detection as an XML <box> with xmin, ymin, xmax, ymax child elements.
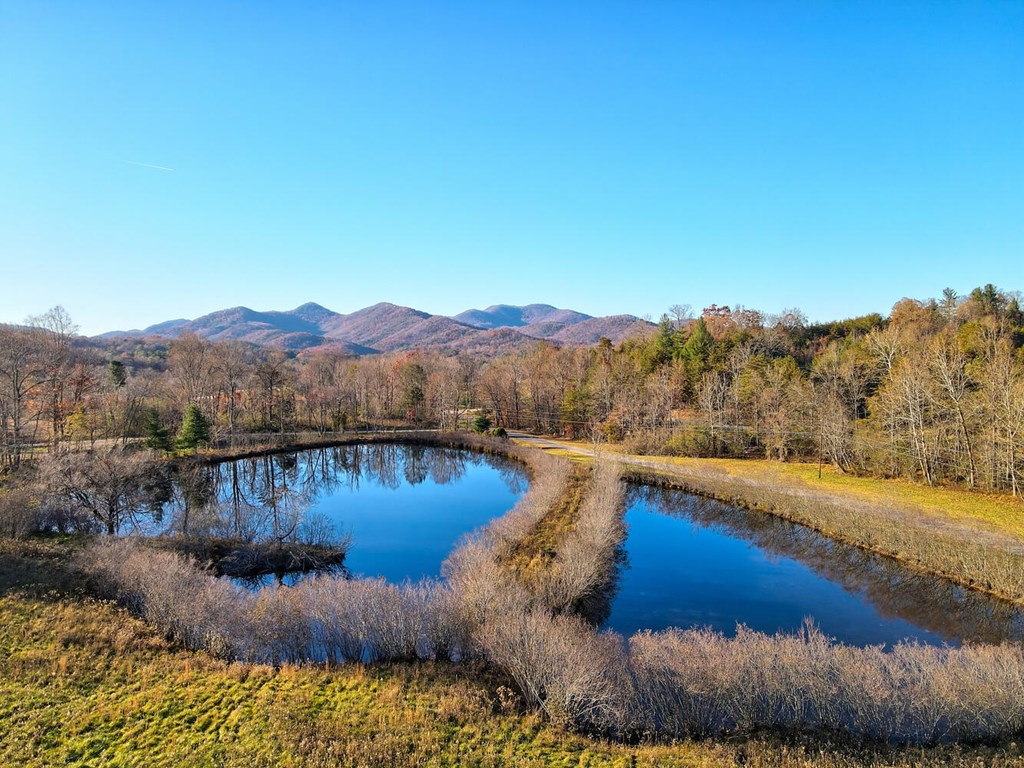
<box><xmin>452</xmin><ymin>303</ymin><xmax>591</xmax><ymax>330</ymax></box>
<box><xmin>99</xmin><ymin>302</ymin><xmax>653</xmax><ymax>356</ymax></box>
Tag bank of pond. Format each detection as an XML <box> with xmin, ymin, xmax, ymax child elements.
<box><xmin>608</xmin><ymin>485</ymin><xmax>1024</xmax><ymax>646</ymax></box>
<box><xmin>136</xmin><ymin>443</ymin><xmax>1024</xmax><ymax>648</ymax></box>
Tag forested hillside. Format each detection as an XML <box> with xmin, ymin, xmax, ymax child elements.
<box><xmin>98</xmin><ymin>301</ymin><xmax>653</xmax><ymax>354</ymax></box>
<box><xmin>2</xmin><ymin>284</ymin><xmax>1022</xmax><ymax>495</ymax></box>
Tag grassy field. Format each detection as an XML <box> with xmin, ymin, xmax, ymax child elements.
<box><xmin>654</xmin><ymin>455</ymin><xmax>1024</xmax><ymax>541</ymax></box>
<box><xmin>3</xmin><ymin>539</ymin><xmax>1023</xmax><ymax>767</ymax></box>
<box><xmin>523</xmin><ymin>437</ymin><xmax>1024</xmax><ymax>541</ymax></box>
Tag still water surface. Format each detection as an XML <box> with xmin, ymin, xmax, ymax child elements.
<box><xmin>605</xmin><ymin>485</ymin><xmax>1024</xmax><ymax>647</ymax></box>
<box><xmin>156</xmin><ymin>447</ymin><xmax>1024</xmax><ymax>646</ymax></box>
<box><xmin>155</xmin><ymin>443</ymin><xmax>526</xmax><ymax>582</ymax></box>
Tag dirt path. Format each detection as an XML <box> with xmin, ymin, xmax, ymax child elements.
<box><xmin>508</xmin><ymin>431</ymin><xmax>689</xmax><ymax>474</ymax></box>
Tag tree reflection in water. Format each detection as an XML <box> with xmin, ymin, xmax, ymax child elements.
<box><xmin>152</xmin><ymin>444</ymin><xmax>525</xmax><ymax>549</ymax></box>
<box><xmin>626</xmin><ymin>485</ymin><xmax>1024</xmax><ymax>645</ymax></box>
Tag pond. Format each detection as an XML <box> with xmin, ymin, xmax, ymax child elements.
<box><xmin>149</xmin><ymin>443</ymin><xmax>527</xmax><ymax>583</ymax></box>
<box><xmin>605</xmin><ymin>485</ymin><xmax>1024</xmax><ymax>647</ymax></box>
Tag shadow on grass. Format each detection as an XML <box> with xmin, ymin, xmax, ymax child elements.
<box><xmin>0</xmin><ymin>536</ymin><xmax>85</xmax><ymax>597</ymax></box>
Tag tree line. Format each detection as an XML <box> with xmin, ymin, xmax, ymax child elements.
<box><xmin>482</xmin><ymin>283</ymin><xmax>1024</xmax><ymax>496</ymax></box>
<box><xmin>2</xmin><ymin>283</ymin><xmax>1022</xmax><ymax>495</ymax></box>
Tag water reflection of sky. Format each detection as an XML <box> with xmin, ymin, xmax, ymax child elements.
<box><xmin>152</xmin><ymin>444</ymin><xmax>527</xmax><ymax>582</ymax></box>
<box><xmin>606</xmin><ymin>486</ymin><xmax>1024</xmax><ymax>647</ymax></box>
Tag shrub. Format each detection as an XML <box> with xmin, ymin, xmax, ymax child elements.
<box><xmin>0</xmin><ymin>479</ymin><xmax>44</xmax><ymax>538</ymax></box>
<box><xmin>78</xmin><ymin>538</ymin><xmax>470</xmax><ymax>666</ymax></box>
<box><xmin>625</xmin><ymin>623</ymin><xmax>1024</xmax><ymax>744</ymax></box>
<box><xmin>536</xmin><ymin>461</ymin><xmax>625</xmax><ymax>618</ymax></box>
<box><xmin>38</xmin><ymin>447</ymin><xmax>158</xmax><ymax>535</ymax></box>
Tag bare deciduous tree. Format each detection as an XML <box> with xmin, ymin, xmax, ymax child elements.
<box><xmin>40</xmin><ymin>447</ymin><xmax>156</xmax><ymax>534</ymax></box>
<box><xmin>0</xmin><ymin>324</ymin><xmax>48</xmax><ymax>469</ymax></box>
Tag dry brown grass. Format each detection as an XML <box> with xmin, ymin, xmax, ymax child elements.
<box><xmin>626</xmin><ymin>464</ymin><xmax>1024</xmax><ymax>604</ymax></box>
<box><xmin>5</xmin><ymin>539</ymin><xmax>1024</xmax><ymax>764</ymax></box>
<box><xmin>504</xmin><ymin>462</ymin><xmax>592</xmax><ymax>580</ymax></box>
<box><xmin>59</xmin><ymin>431</ymin><xmax>1024</xmax><ymax>748</ymax></box>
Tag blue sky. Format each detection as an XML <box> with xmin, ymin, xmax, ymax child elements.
<box><xmin>1</xmin><ymin>1</ymin><xmax>1021</xmax><ymax>335</ymax></box>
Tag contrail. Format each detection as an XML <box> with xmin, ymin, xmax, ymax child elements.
<box><xmin>117</xmin><ymin>159</ymin><xmax>175</xmax><ymax>172</ymax></box>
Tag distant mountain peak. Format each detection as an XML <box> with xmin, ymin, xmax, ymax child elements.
<box><xmin>96</xmin><ymin>301</ymin><xmax>652</xmax><ymax>355</ymax></box>
<box><xmin>287</xmin><ymin>302</ymin><xmax>339</xmax><ymax>324</ymax></box>
<box><xmin>292</xmin><ymin>301</ymin><xmax>329</xmax><ymax>312</ymax></box>
<box><xmin>453</xmin><ymin>303</ymin><xmax>592</xmax><ymax>330</ymax></box>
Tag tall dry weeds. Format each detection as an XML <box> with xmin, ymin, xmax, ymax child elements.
<box><xmin>74</xmin><ymin>435</ymin><xmax>1024</xmax><ymax>746</ymax></box>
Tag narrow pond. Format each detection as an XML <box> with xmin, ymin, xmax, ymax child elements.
<box><xmin>605</xmin><ymin>485</ymin><xmax>1024</xmax><ymax>647</ymax></box>
<box><xmin>152</xmin><ymin>447</ymin><xmax>1024</xmax><ymax>647</ymax></box>
<box><xmin>153</xmin><ymin>443</ymin><xmax>527</xmax><ymax>582</ymax></box>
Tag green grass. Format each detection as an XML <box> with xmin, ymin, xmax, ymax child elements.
<box><xmin>654</xmin><ymin>456</ymin><xmax>1024</xmax><ymax>541</ymax></box>
<box><xmin>524</xmin><ymin>437</ymin><xmax>1024</xmax><ymax>541</ymax></box>
<box><xmin>3</xmin><ymin>539</ymin><xmax>1024</xmax><ymax>767</ymax></box>
<box><xmin>504</xmin><ymin>464</ymin><xmax>592</xmax><ymax>581</ymax></box>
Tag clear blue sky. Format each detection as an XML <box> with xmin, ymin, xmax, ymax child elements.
<box><xmin>2</xmin><ymin>1</ymin><xmax>1021</xmax><ymax>335</ymax></box>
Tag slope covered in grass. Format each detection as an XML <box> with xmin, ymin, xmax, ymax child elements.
<box><xmin>2</xmin><ymin>540</ymin><xmax>1023</xmax><ymax>767</ymax></box>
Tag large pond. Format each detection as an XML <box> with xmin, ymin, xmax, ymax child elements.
<box><xmin>605</xmin><ymin>485</ymin><xmax>1024</xmax><ymax>647</ymax></box>
<box><xmin>150</xmin><ymin>443</ymin><xmax>527</xmax><ymax>582</ymax></box>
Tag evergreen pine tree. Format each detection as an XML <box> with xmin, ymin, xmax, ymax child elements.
<box><xmin>143</xmin><ymin>409</ymin><xmax>173</xmax><ymax>452</ymax></box>
<box><xmin>108</xmin><ymin>360</ymin><xmax>127</xmax><ymax>388</ymax></box>
<box><xmin>679</xmin><ymin>317</ymin><xmax>713</xmax><ymax>364</ymax></box>
<box><xmin>176</xmin><ymin>404</ymin><xmax>211</xmax><ymax>452</ymax></box>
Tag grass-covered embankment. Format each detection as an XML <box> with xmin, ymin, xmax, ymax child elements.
<box><xmin>503</xmin><ymin>463</ymin><xmax>592</xmax><ymax>581</ymax></box>
<box><xmin>531</xmin><ymin>437</ymin><xmax>1024</xmax><ymax>539</ymax></box>
<box><xmin>194</xmin><ymin>429</ymin><xmax>528</xmax><ymax>466</ymax></box>
<box><xmin>3</xmin><ymin>539</ymin><xmax>1023</xmax><ymax>767</ymax></box>
<box><xmin>516</xmin><ymin>436</ymin><xmax>1024</xmax><ymax>604</ymax></box>
<box><xmin>634</xmin><ymin>454</ymin><xmax>1024</xmax><ymax>540</ymax></box>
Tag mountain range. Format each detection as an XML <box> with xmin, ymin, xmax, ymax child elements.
<box><xmin>99</xmin><ymin>302</ymin><xmax>654</xmax><ymax>356</ymax></box>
